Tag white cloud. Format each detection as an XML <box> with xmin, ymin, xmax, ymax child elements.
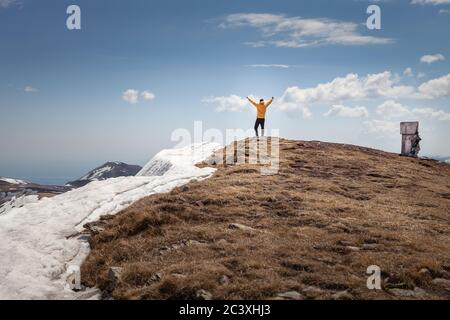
<box><xmin>243</xmin><ymin>41</ymin><xmax>266</xmax><ymax>48</ymax></box>
<box><xmin>403</xmin><ymin>67</ymin><xmax>414</xmax><ymax>77</ymax></box>
<box><xmin>24</xmin><ymin>86</ymin><xmax>37</xmax><ymax>93</ymax></box>
<box><xmin>420</xmin><ymin>53</ymin><xmax>445</xmax><ymax>64</ymax></box>
<box><xmin>122</xmin><ymin>89</ymin><xmax>156</xmax><ymax>104</ymax></box>
<box><xmin>418</xmin><ymin>73</ymin><xmax>450</xmax><ymax>98</ymax></box>
<box><xmin>439</xmin><ymin>9</ymin><xmax>450</xmax><ymax>13</ymax></box>
<box><xmin>376</xmin><ymin>100</ymin><xmax>411</xmax><ymax>119</ymax></box>
<box><xmin>277</xmin><ymin>71</ymin><xmax>416</xmax><ymax>115</ymax></box>
<box><xmin>122</xmin><ymin>89</ymin><xmax>139</xmax><ymax>104</ymax></box>
<box><xmin>220</xmin><ymin>13</ymin><xmax>393</xmax><ymax>48</ymax></box>
<box><xmin>324</xmin><ymin>104</ymin><xmax>369</xmax><ymax>118</ymax></box>
<box><xmin>0</xmin><ymin>0</ymin><xmax>18</xmax><ymax>8</ymax></box>
<box><xmin>411</xmin><ymin>107</ymin><xmax>450</xmax><ymax>120</ymax></box>
<box><xmin>411</xmin><ymin>0</ymin><xmax>450</xmax><ymax>5</ymax></box>
<box><xmin>364</xmin><ymin>120</ymin><xmax>398</xmax><ymax>134</ymax></box>
<box><xmin>376</xmin><ymin>100</ymin><xmax>450</xmax><ymax>121</ymax></box>
<box><xmin>246</xmin><ymin>64</ymin><xmax>290</xmax><ymax>68</ymax></box>
<box><xmin>205</xmin><ymin>72</ymin><xmax>450</xmax><ymax>119</ymax></box>
<box><xmin>202</xmin><ymin>95</ymin><xmax>249</xmax><ymax>112</ymax></box>
<box><xmin>141</xmin><ymin>90</ymin><xmax>156</xmax><ymax>101</ymax></box>
<box><xmin>277</xmin><ymin>72</ymin><xmax>450</xmax><ymax>117</ymax></box>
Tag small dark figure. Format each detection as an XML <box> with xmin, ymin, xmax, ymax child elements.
<box><xmin>410</xmin><ymin>134</ymin><xmax>422</xmax><ymax>158</ymax></box>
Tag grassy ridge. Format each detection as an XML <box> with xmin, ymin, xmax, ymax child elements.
<box><xmin>81</xmin><ymin>139</ymin><xmax>450</xmax><ymax>300</ymax></box>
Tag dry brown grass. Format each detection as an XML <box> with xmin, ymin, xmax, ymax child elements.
<box><xmin>81</xmin><ymin>139</ymin><xmax>450</xmax><ymax>300</ymax></box>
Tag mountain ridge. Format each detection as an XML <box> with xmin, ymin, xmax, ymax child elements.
<box><xmin>81</xmin><ymin>138</ymin><xmax>450</xmax><ymax>300</ymax></box>
<box><xmin>66</xmin><ymin>162</ymin><xmax>142</xmax><ymax>188</ymax></box>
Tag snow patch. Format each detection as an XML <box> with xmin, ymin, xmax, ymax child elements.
<box><xmin>0</xmin><ymin>178</ymin><xmax>27</xmax><ymax>185</ymax></box>
<box><xmin>0</xmin><ymin>195</ymin><xmax>39</xmax><ymax>215</ymax></box>
<box><xmin>80</xmin><ymin>166</ymin><xmax>113</xmax><ymax>181</ymax></box>
<box><xmin>137</xmin><ymin>142</ymin><xmax>219</xmax><ymax>176</ymax></box>
<box><xmin>0</xmin><ymin>142</ymin><xmax>221</xmax><ymax>299</ymax></box>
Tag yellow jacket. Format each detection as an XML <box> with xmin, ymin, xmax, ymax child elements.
<box><xmin>247</xmin><ymin>98</ymin><xmax>273</xmax><ymax>119</ymax></box>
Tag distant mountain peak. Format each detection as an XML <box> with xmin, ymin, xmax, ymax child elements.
<box><xmin>66</xmin><ymin>162</ymin><xmax>142</xmax><ymax>188</ymax></box>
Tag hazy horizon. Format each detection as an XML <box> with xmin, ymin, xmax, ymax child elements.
<box><xmin>1</xmin><ymin>0</ymin><xmax>450</xmax><ymax>184</ymax></box>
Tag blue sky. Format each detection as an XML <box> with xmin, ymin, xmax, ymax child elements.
<box><xmin>1</xmin><ymin>0</ymin><xmax>450</xmax><ymax>184</ymax></box>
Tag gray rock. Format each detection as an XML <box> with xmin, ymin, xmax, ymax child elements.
<box><xmin>150</xmin><ymin>273</ymin><xmax>162</xmax><ymax>282</ymax></box>
<box><xmin>337</xmin><ymin>240</ymin><xmax>353</xmax><ymax>246</ymax></box>
<box><xmin>413</xmin><ymin>287</ymin><xmax>427</xmax><ymax>297</ymax></box>
<box><xmin>219</xmin><ymin>275</ymin><xmax>230</xmax><ymax>285</ymax></box>
<box><xmin>277</xmin><ymin>291</ymin><xmax>304</xmax><ymax>300</ymax></box>
<box><xmin>302</xmin><ymin>286</ymin><xmax>325</xmax><ymax>295</ymax></box>
<box><xmin>108</xmin><ymin>267</ymin><xmax>123</xmax><ymax>288</ymax></box>
<box><xmin>419</xmin><ymin>268</ymin><xmax>431</xmax><ymax>276</ymax></box>
<box><xmin>196</xmin><ymin>289</ymin><xmax>213</xmax><ymax>300</ymax></box>
<box><xmin>185</xmin><ymin>239</ymin><xmax>206</xmax><ymax>246</ymax></box>
<box><xmin>228</xmin><ymin>223</ymin><xmax>256</xmax><ymax>232</ymax></box>
<box><xmin>331</xmin><ymin>290</ymin><xmax>353</xmax><ymax>300</ymax></box>
<box><xmin>89</xmin><ymin>225</ymin><xmax>105</xmax><ymax>234</ymax></box>
<box><xmin>74</xmin><ymin>288</ymin><xmax>102</xmax><ymax>300</ymax></box>
<box><xmin>195</xmin><ymin>200</ymin><xmax>204</xmax><ymax>207</ymax></box>
<box><xmin>362</xmin><ymin>243</ymin><xmax>379</xmax><ymax>250</ymax></box>
<box><xmin>389</xmin><ymin>287</ymin><xmax>427</xmax><ymax>298</ymax></box>
<box><xmin>431</xmin><ymin>278</ymin><xmax>450</xmax><ymax>289</ymax></box>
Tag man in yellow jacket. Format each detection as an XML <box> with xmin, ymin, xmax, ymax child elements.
<box><xmin>247</xmin><ymin>96</ymin><xmax>274</xmax><ymax>137</ymax></box>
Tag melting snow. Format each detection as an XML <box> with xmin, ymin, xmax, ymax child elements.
<box><xmin>0</xmin><ymin>178</ymin><xmax>27</xmax><ymax>185</ymax></box>
<box><xmin>0</xmin><ymin>142</ymin><xmax>221</xmax><ymax>299</ymax></box>
<box><xmin>0</xmin><ymin>195</ymin><xmax>40</xmax><ymax>215</ymax></box>
<box><xmin>80</xmin><ymin>166</ymin><xmax>113</xmax><ymax>181</ymax></box>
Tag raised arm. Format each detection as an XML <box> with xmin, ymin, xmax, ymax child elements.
<box><xmin>265</xmin><ymin>97</ymin><xmax>274</xmax><ymax>108</ymax></box>
<box><xmin>247</xmin><ymin>97</ymin><xmax>259</xmax><ymax>108</ymax></box>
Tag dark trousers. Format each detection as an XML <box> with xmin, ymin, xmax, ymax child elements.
<box><xmin>254</xmin><ymin>118</ymin><xmax>265</xmax><ymax>136</ymax></box>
